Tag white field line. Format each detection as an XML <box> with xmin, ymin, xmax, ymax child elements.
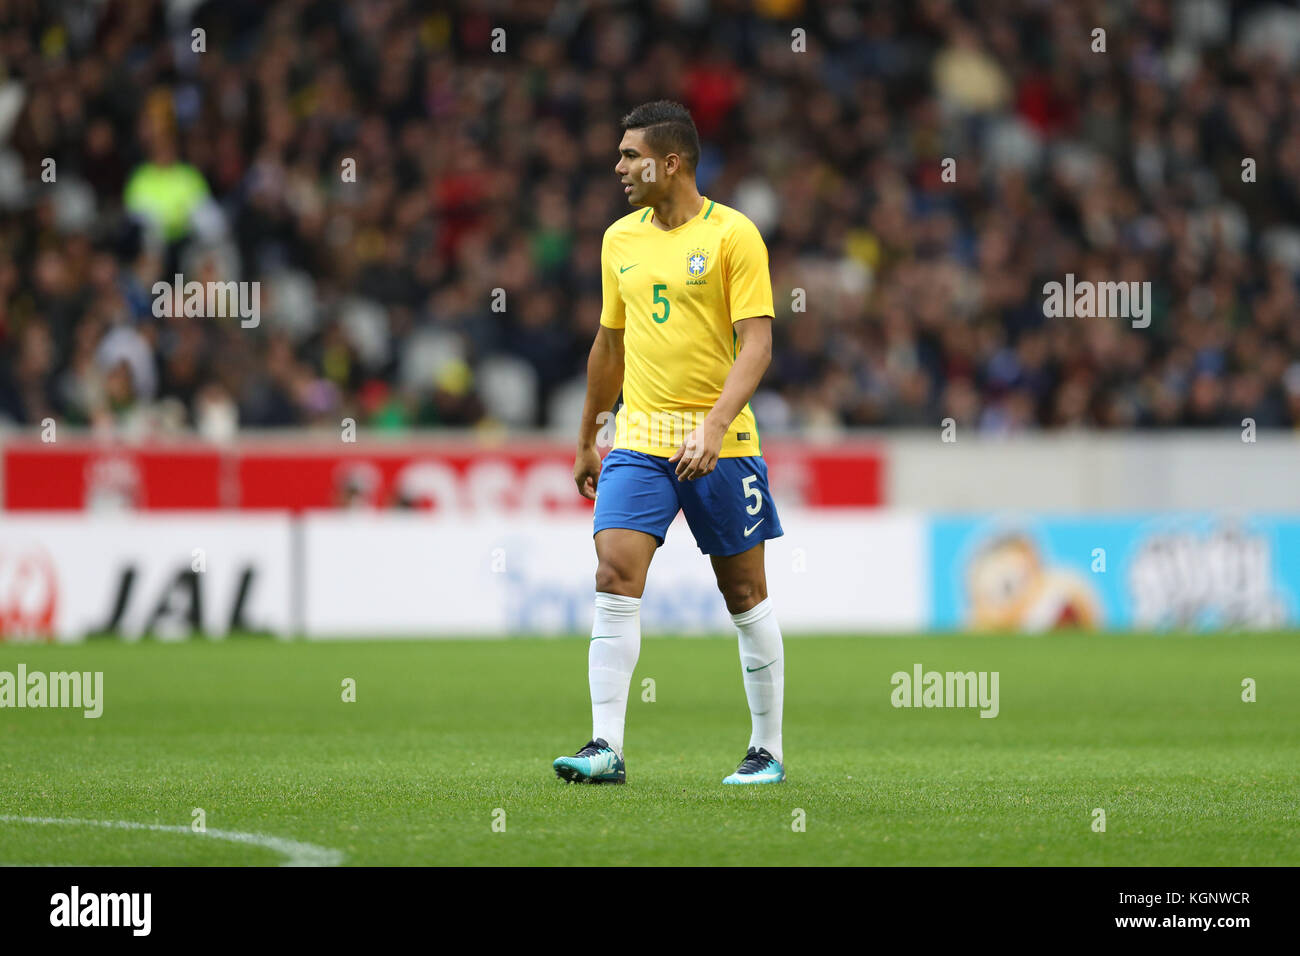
<box><xmin>0</xmin><ymin>815</ymin><xmax>344</xmax><ymax>866</ymax></box>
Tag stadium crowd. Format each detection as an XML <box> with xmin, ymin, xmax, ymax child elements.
<box><xmin>2</xmin><ymin>0</ymin><xmax>1300</xmax><ymax>437</ymax></box>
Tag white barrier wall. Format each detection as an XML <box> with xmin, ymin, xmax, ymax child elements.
<box><xmin>300</xmin><ymin>510</ymin><xmax>926</xmax><ymax>637</ymax></box>
<box><xmin>8</xmin><ymin>506</ymin><xmax>1299</xmax><ymax>640</ymax></box>
<box><xmin>886</xmin><ymin>433</ymin><xmax>1300</xmax><ymax>511</ymax></box>
<box><xmin>0</xmin><ymin>515</ymin><xmax>293</xmax><ymax>640</ymax></box>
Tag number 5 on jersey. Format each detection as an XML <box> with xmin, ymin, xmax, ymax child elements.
<box><xmin>742</xmin><ymin>474</ymin><xmax>762</xmax><ymax>514</ymax></box>
<box><xmin>742</xmin><ymin>474</ymin><xmax>764</xmax><ymax>537</ymax></box>
<box><xmin>652</xmin><ymin>283</ymin><xmax>670</xmax><ymax>323</ymax></box>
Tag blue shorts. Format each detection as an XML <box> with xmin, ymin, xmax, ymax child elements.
<box><xmin>593</xmin><ymin>449</ymin><xmax>784</xmax><ymax>556</ymax></box>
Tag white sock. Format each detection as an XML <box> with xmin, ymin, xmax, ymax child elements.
<box><xmin>589</xmin><ymin>591</ymin><xmax>641</xmax><ymax>757</ymax></box>
<box><xmin>732</xmin><ymin>597</ymin><xmax>784</xmax><ymax>763</ymax></box>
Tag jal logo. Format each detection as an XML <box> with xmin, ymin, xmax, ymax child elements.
<box><xmin>95</xmin><ymin>564</ymin><xmax>265</xmax><ymax>639</ymax></box>
<box><xmin>0</xmin><ymin>546</ymin><xmax>58</xmax><ymax>639</ymax></box>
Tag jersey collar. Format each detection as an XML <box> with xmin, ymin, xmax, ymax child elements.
<box><xmin>645</xmin><ymin>196</ymin><xmax>712</xmax><ymax>233</ymax></box>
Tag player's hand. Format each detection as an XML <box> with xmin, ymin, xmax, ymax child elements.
<box><xmin>574</xmin><ymin>446</ymin><xmax>602</xmax><ymax>500</ymax></box>
<box><xmin>670</xmin><ymin>422</ymin><xmax>725</xmax><ymax>481</ymax></box>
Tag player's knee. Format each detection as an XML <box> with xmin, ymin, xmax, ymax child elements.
<box><xmin>718</xmin><ymin>578</ymin><xmax>766</xmax><ymax>614</ymax></box>
<box><xmin>595</xmin><ymin>559</ymin><xmax>643</xmax><ymax>598</ymax></box>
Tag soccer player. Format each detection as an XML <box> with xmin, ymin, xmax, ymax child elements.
<box><xmin>553</xmin><ymin>101</ymin><xmax>785</xmax><ymax>786</ymax></box>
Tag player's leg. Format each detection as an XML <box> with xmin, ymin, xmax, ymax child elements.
<box><xmin>586</xmin><ymin>526</ymin><xmax>657</xmax><ymax>754</ymax></box>
<box><xmin>710</xmin><ymin>537</ymin><xmax>768</xmax><ymax>614</ymax></box>
<box><xmin>710</xmin><ymin>542</ymin><xmax>786</xmax><ymax>783</ymax></box>
<box><xmin>555</xmin><ymin>450</ymin><xmax>675</xmax><ymax>784</ymax></box>
<box><xmin>554</xmin><ymin>530</ymin><xmax>657</xmax><ymax>785</ymax></box>
<box><xmin>678</xmin><ymin>455</ymin><xmax>787</xmax><ymax>784</ymax></box>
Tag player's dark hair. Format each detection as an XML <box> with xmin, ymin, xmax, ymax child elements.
<box><xmin>621</xmin><ymin>100</ymin><xmax>700</xmax><ymax>173</ymax></box>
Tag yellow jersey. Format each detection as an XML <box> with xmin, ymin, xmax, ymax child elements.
<box><xmin>599</xmin><ymin>197</ymin><xmax>774</xmax><ymax>458</ymax></box>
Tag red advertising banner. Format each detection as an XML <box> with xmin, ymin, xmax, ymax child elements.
<box><xmin>237</xmin><ymin>443</ymin><xmax>585</xmax><ymax>511</ymax></box>
<box><xmin>3</xmin><ymin>444</ymin><xmax>226</xmax><ymax>510</ymax></box>
<box><xmin>2</xmin><ymin>439</ymin><xmax>884</xmax><ymax>511</ymax></box>
<box><xmin>765</xmin><ymin>445</ymin><xmax>885</xmax><ymax>509</ymax></box>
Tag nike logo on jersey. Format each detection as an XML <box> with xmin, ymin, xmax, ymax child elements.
<box><xmin>744</xmin><ymin>519</ymin><xmax>765</xmax><ymax>537</ymax></box>
<box><xmin>620</xmin><ymin>263</ymin><xmax>639</xmax><ymax>273</ymax></box>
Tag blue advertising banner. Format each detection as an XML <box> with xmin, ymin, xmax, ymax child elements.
<box><xmin>930</xmin><ymin>515</ymin><xmax>1300</xmax><ymax>631</ymax></box>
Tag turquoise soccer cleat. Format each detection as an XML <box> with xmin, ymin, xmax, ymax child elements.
<box><xmin>722</xmin><ymin>746</ymin><xmax>785</xmax><ymax>784</ymax></box>
<box><xmin>553</xmin><ymin>738</ymin><xmax>626</xmax><ymax>784</ymax></box>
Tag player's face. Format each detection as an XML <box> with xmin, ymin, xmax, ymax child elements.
<box><xmin>616</xmin><ymin>130</ymin><xmax>662</xmax><ymax>207</ymax></box>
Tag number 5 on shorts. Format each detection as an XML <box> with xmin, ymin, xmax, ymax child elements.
<box><xmin>742</xmin><ymin>474</ymin><xmax>761</xmax><ymax>515</ymax></box>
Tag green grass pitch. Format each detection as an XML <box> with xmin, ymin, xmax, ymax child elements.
<box><xmin>0</xmin><ymin>633</ymin><xmax>1296</xmax><ymax>866</ymax></box>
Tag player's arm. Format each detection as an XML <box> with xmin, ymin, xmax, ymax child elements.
<box><xmin>576</xmin><ymin>230</ymin><xmax>627</xmax><ymax>500</ymax></box>
<box><xmin>671</xmin><ymin>316</ymin><xmax>771</xmax><ymax>480</ymax></box>
<box><xmin>575</xmin><ymin>324</ymin><xmax>624</xmax><ymax>500</ymax></box>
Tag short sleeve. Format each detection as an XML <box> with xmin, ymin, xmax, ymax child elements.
<box><xmin>599</xmin><ymin>229</ymin><xmax>626</xmax><ymax>329</ymax></box>
<box><xmin>724</xmin><ymin>218</ymin><xmax>774</xmax><ymax>324</ymax></box>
